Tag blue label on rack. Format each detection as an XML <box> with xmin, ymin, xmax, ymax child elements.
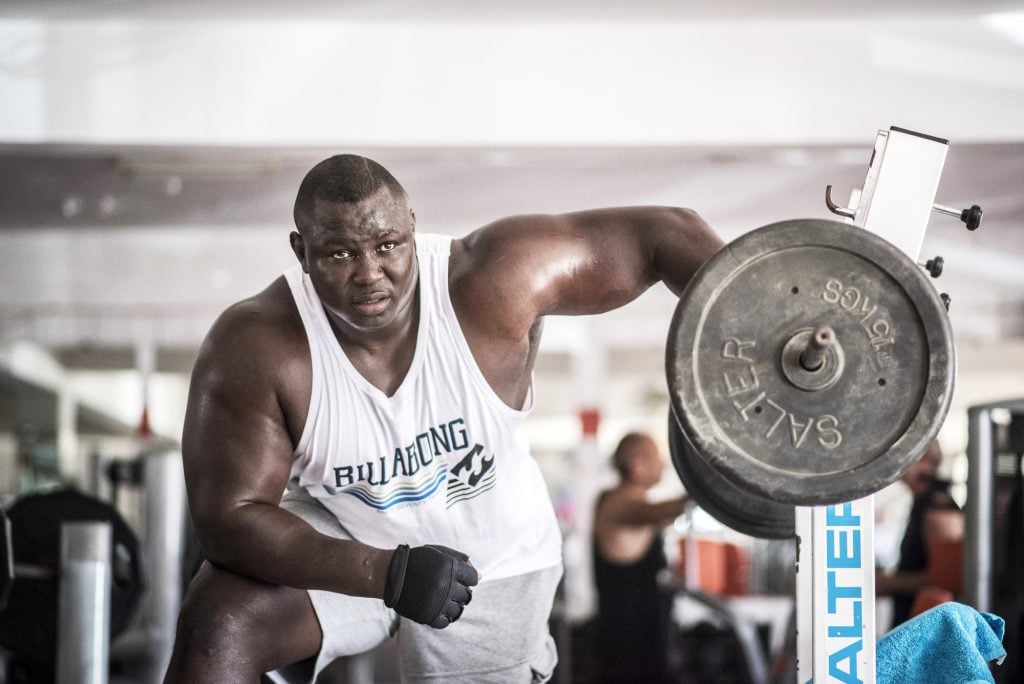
<box><xmin>825</xmin><ymin>502</ymin><xmax>865</xmax><ymax>683</ymax></box>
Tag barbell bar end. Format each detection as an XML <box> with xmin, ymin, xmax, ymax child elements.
<box><xmin>799</xmin><ymin>325</ymin><xmax>835</xmax><ymax>371</ymax></box>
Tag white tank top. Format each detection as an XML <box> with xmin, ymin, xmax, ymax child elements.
<box><xmin>283</xmin><ymin>233</ymin><xmax>562</xmax><ymax>581</ymax></box>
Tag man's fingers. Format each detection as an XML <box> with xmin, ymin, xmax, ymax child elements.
<box><xmin>426</xmin><ymin>601</ymin><xmax>465</xmax><ymax>629</ymax></box>
<box><xmin>428</xmin><ymin>614</ymin><xmax>451</xmax><ymax>629</ymax></box>
<box><xmin>450</xmin><ymin>582</ymin><xmax>472</xmax><ymax>606</ymax></box>
<box><xmin>455</xmin><ymin>561</ymin><xmax>479</xmax><ymax>587</ymax></box>
<box><xmin>387</xmin><ymin>543</ymin><xmax>479</xmax><ymax>629</ymax></box>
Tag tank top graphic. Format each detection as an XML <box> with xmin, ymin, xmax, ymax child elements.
<box><xmin>284</xmin><ymin>233</ymin><xmax>562</xmax><ymax>581</ymax></box>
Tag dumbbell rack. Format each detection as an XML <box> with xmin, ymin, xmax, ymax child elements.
<box><xmin>796</xmin><ymin>127</ymin><xmax>966</xmax><ymax>683</ymax></box>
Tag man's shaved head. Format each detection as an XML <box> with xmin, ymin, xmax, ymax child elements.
<box><xmin>293</xmin><ymin>154</ymin><xmax>408</xmax><ymax>235</ymax></box>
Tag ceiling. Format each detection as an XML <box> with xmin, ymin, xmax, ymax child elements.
<box><xmin>1</xmin><ymin>141</ymin><xmax>1020</xmax><ymax>233</ymax></box>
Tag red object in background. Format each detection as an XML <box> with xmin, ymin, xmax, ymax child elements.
<box><xmin>579</xmin><ymin>408</ymin><xmax>601</xmax><ymax>436</ymax></box>
<box><xmin>927</xmin><ymin>538</ymin><xmax>963</xmax><ymax>595</ymax></box>
<box><xmin>678</xmin><ymin>538</ymin><xmax>750</xmax><ymax>596</ymax></box>
<box><xmin>724</xmin><ymin>543</ymin><xmax>750</xmax><ymax>596</ymax></box>
<box><xmin>137</xmin><ymin>405</ymin><xmax>153</xmax><ymax>440</ymax></box>
<box><xmin>910</xmin><ymin>586</ymin><xmax>955</xmax><ymax>619</ymax></box>
<box><xmin>908</xmin><ymin>537</ymin><xmax>964</xmax><ymax>619</ymax></box>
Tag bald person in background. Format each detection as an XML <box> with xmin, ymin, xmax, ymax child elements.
<box><xmin>592</xmin><ymin>432</ymin><xmax>687</xmax><ymax>683</ymax></box>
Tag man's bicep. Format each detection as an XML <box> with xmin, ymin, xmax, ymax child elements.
<box><xmin>181</xmin><ymin>347</ymin><xmax>295</xmax><ymax>531</ymax></box>
<box><xmin>470</xmin><ymin>207</ymin><xmax>719</xmax><ymax>318</ymax></box>
<box><xmin>465</xmin><ymin>210</ymin><xmax>659</xmax><ymax>320</ymax></box>
<box><xmin>541</xmin><ymin>209</ymin><xmax>663</xmax><ymax>315</ymax></box>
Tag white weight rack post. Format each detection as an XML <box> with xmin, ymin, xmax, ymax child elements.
<box><xmin>795</xmin><ymin>127</ymin><xmax>951</xmax><ymax>683</ymax></box>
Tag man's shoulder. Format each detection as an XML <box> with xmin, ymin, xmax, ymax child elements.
<box><xmin>187</xmin><ymin>277</ymin><xmax>312</xmax><ymax>445</ymax></box>
<box><xmin>446</xmin><ymin>218</ymin><xmax>555</xmax><ymax>319</ymax></box>
<box><xmin>452</xmin><ymin>214</ymin><xmax>562</xmax><ymax>265</ymax></box>
<box><xmin>204</xmin><ymin>276</ymin><xmax>306</xmax><ymax>360</ymax></box>
<box><xmin>220</xmin><ymin>275</ymin><xmax>296</xmax><ymax>325</ymax></box>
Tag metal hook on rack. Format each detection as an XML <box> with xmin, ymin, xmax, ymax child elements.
<box><xmin>825</xmin><ymin>185</ymin><xmax>857</xmax><ymax>219</ymax></box>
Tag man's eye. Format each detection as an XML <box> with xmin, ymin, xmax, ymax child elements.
<box><xmin>331</xmin><ymin>250</ymin><xmax>353</xmax><ymax>260</ymax></box>
<box><xmin>380</xmin><ymin>242</ymin><xmax>397</xmax><ymax>252</ymax></box>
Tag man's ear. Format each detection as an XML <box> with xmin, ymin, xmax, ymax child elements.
<box><xmin>289</xmin><ymin>231</ymin><xmax>309</xmax><ymax>273</ymax></box>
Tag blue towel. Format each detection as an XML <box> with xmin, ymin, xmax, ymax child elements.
<box><xmin>877</xmin><ymin>602</ymin><xmax>1006</xmax><ymax>684</ymax></box>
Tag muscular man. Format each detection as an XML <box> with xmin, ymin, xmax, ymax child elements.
<box><xmin>165</xmin><ymin>155</ymin><xmax>722</xmax><ymax>683</ymax></box>
<box><xmin>592</xmin><ymin>432</ymin><xmax>687</xmax><ymax>683</ymax></box>
<box><xmin>876</xmin><ymin>441</ymin><xmax>964</xmax><ymax>627</ymax></box>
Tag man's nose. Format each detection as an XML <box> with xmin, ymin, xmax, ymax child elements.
<box><xmin>352</xmin><ymin>254</ymin><xmax>384</xmax><ymax>284</ymax></box>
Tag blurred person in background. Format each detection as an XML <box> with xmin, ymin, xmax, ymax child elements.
<box><xmin>592</xmin><ymin>432</ymin><xmax>687</xmax><ymax>683</ymax></box>
<box><xmin>876</xmin><ymin>440</ymin><xmax>964</xmax><ymax>627</ymax></box>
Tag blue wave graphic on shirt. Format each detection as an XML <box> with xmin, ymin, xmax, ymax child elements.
<box><xmin>334</xmin><ymin>464</ymin><xmax>447</xmax><ymax>510</ymax></box>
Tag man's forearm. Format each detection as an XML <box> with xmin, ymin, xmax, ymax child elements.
<box><xmin>198</xmin><ymin>501</ymin><xmax>392</xmax><ymax>598</ymax></box>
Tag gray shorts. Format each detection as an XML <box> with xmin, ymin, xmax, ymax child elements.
<box><xmin>269</xmin><ymin>489</ymin><xmax>562</xmax><ymax>683</ymax></box>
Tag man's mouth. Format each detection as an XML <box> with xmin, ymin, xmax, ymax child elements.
<box><xmin>352</xmin><ymin>293</ymin><xmax>391</xmax><ymax>315</ymax></box>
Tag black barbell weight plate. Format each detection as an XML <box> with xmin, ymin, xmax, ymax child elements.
<box><xmin>668</xmin><ymin>408</ymin><xmax>794</xmax><ymax>539</ymax></box>
<box><xmin>666</xmin><ymin>219</ymin><xmax>955</xmax><ymax>506</ymax></box>
<box><xmin>0</xmin><ymin>489</ymin><xmax>143</xmax><ymax>664</ymax></box>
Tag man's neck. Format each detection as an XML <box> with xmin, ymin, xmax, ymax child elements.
<box><xmin>326</xmin><ymin>292</ymin><xmax>421</xmax><ymax>396</ymax></box>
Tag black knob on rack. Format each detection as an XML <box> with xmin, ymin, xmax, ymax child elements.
<box><xmin>919</xmin><ymin>256</ymin><xmax>944</xmax><ymax>278</ymax></box>
<box><xmin>933</xmin><ymin>203</ymin><xmax>982</xmax><ymax>231</ymax></box>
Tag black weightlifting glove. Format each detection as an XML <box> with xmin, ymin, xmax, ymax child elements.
<box><xmin>383</xmin><ymin>544</ymin><xmax>478</xmax><ymax>628</ymax></box>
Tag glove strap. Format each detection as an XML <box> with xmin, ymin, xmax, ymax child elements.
<box><xmin>383</xmin><ymin>544</ymin><xmax>410</xmax><ymax>608</ymax></box>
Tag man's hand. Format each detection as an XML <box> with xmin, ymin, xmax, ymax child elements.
<box><xmin>383</xmin><ymin>544</ymin><xmax>479</xmax><ymax>628</ymax></box>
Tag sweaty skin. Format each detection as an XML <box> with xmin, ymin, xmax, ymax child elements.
<box><xmin>167</xmin><ymin>186</ymin><xmax>723</xmax><ymax>681</ymax></box>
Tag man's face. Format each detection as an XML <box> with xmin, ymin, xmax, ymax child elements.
<box><xmin>291</xmin><ymin>187</ymin><xmax>417</xmax><ymax>334</ymax></box>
